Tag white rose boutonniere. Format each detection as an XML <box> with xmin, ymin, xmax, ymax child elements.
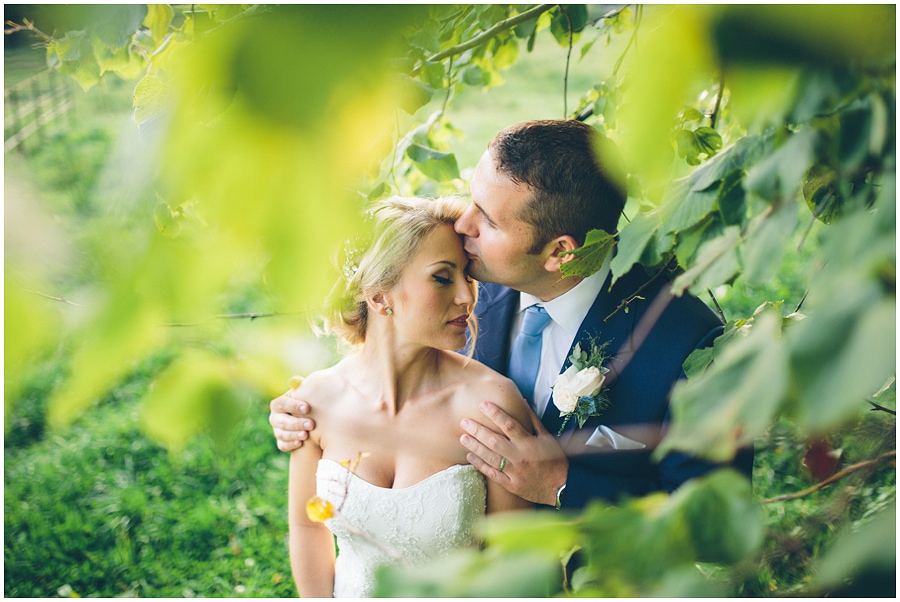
<box><xmin>552</xmin><ymin>341</ymin><xmax>612</xmax><ymax>436</ymax></box>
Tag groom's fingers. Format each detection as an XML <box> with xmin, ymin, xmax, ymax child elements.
<box><xmin>460</xmin><ymin>420</ymin><xmax>510</xmax><ymax>467</ymax></box>
<box><xmin>478</xmin><ymin>401</ymin><xmax>529</xmax><ymax>440</ymax></box>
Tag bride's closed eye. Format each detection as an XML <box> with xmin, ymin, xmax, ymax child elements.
<box><xmin>433</xmin><ymin>274</ymin><xmax>453</xmax><ymax>286</ymax></box>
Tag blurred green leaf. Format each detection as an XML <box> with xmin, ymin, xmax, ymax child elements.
<box><xmin>813</xmin><ymin>503</ymin><xmax>896</xmax><ymax>594</ymax></box>
<box><xmin>745</xmin><ymin>129</ymin><xmax>821</xmax><ymax>201</ymax></box>
<box><xmin>373</xmin><ymin>549</ymin><xmax>559</xmax><ymax>597</ymax></box>
<box><xmin>740</xmin><ymin>201</ymin><xmax>798</xmax><ymax>286</ymax></box>
<box><xmin>674</xmin><ymin>470</ymin><xmax>764</xmax><ymax>564</ymax></box>
<box><xmin>140</xmin><ymin>349</ymin><xmax>247</xmax><ymax>452</ymax></box>
<box><xmin>92</xmin><ymin>4</ymin><xmax>146</xmax><ymax>50</ymax></box>
<box><xmin>661</xmin><ymin>307</ymin><xmax>787</xmax><ymax>461</ymax></box>
<box><xmin>143</xmin><ymin>4</ymin><xmax>174</xmax><ymax>44</ymax></box>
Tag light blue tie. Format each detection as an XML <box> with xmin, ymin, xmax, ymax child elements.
<box><xmin>507</xmin><ymin>305</ymin><xmax>552</xmax><ymax>409</ymax></box>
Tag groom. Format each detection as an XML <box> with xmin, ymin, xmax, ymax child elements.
<box><xmin>270</xmin><ymin>119</ymin><xmax>753</xmax><ymax>509</ymax></box>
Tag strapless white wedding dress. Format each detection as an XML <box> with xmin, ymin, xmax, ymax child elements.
<box><xmin>316</xmin><ymin>458</ymin><xmax>486</xmax><ymax>597</ymax></box>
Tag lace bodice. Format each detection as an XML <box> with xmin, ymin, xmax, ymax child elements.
<box><xmin>316</xmin><ymin>458</ymin><xmax>486</xmax><ymax>597</ymax></box>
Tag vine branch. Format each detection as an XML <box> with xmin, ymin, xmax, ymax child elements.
<box><xmin>762</xmin><ymin>450</ymin><xmax>896</xmax><ymax>504</ymax></box>
<box><xmin>426</xmin><ymin>4</ymin><xmax>554</xmax><ymax>63</ymax></box>
<box><xmin>604</xmin><ymin>256</ymin><xmax>676</xmax><ymax>322</ymax></box>
<box><xmin>560</xmin><ymin>5</ymin><xmax>574</xmax><ymax>118</ymax></box>
<box><xmin>710</xmin><ymin>70</ymin><xmax>725</xmax><ymax>129</ymax></box>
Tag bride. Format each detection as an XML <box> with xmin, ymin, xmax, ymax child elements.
<box><xmin>288</xmin><ymin>196</ymin><xmax>532</xmax><ymax>597</ymax></box>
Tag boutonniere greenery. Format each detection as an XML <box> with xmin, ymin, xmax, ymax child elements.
<box><xmin>551</xmin><ymin>341</ymin><xmax>612</xmax><ymax>436</ymax></box>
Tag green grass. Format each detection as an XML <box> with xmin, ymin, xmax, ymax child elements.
<box><xmin>5</xmin><ymin>353</ymin><xmax>295</xmax><ymax>598</ymax></box>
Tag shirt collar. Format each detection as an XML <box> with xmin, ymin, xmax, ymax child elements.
<box><xmin>516</xmin><ymin>255</ymin><xmax>612</xmax><ymax>333</ymax></box>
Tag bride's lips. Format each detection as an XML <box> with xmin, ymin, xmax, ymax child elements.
<box><xmin>448</xmin><ymin>314</ymin><xmax>469</xmax><ymax>328</ymax></box>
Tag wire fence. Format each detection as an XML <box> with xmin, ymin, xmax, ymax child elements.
<box><xmin>4</xmin><ymin>68</ymin><xmax>74</xmax><ymax>154</ymax></box>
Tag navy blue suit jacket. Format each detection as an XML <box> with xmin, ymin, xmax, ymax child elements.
<box><xmin>473</xmin><ymin>266</ymin><xmax>753</xmax><ymax>508</ymax></box>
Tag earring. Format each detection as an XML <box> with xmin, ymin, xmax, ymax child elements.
<box><xmin>385</xmin><ymin>307</ymin><xmax>393</xmax><ymax>316</ymax></box>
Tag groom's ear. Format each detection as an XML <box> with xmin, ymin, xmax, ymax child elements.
<box><xmin>542</xmin><ymin>235</ymin><xmax>579</xmax><ymax>273</ymax></box>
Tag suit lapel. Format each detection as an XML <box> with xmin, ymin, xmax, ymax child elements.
<box><xmin>473</xmin><ymin>283</ymin><xmax>517</xmax><ymax>374</ymax></box>
<box><xmin>539</xmin><ymin>267</ymin><xmax>649</xmax><ymax>435</ymax></box>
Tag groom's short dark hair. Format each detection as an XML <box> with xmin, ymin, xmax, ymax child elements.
<box><xmin>489</xmin><ymin>119</ymin><xmax>626</xmax><ymax>254</ymax></box>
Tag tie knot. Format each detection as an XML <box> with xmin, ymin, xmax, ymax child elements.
<box><xmin>520</xmin><ymin>305</ymin><xmax>552</xmax><ymax>337</ymax></box>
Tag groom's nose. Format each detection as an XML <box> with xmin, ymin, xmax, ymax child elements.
<box><xmin>454</xmin><ymin>206</ymin><xmax>476</xmax><ymax>237</ymax></box>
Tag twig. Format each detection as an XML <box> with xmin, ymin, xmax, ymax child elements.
<box><xmin>426</xmin><ymin>4</ymin><xmax>554</xmax><ymax>63</ymax></box>
<box><xmin>19</xmin><ymin>282</ymin><xmax>83</xmax><ymax>306</ymax></box>
<box><xmin>710</xmin><ymin>70</ymin><xmax>725</xmax><ymax>129</ymax></box>
<box><xmin>164</xmin><ymin>311</ymin><xmax>300</xmax><ymax>327</ymax></box>
<box><xmin>560</xmin><ymin>5</ymin><xmax>574</xmax><ymax>118</ymax></box>
<box><xmin>604</xmin><ymin>256</ymin><xmax>675</xmax><ymax>322</ymax></box>
<box><xmin>762</xmin><ymin>451</ymin><xmax>896</xmax><ymax>504</ymax></box>
<box><xmin>612</xmin><ymin>4</ymin><xmax>642</xmax><ymax>77</ymax></box>
<box><xmin>866</xmin><ymin>399</ymin><xmax>897</xmax><ymax>415</ymax></box>
<box><xmin>707</xmin><ymin>288</ymin><xmax>726</xmax><ymax>325</ymax></box>
<box><xmin>5</xmin><ymin>18</ymin><xmax>53</xmax><ymax>43</ymax></box>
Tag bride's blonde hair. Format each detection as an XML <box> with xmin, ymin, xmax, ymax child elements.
<box><xmin>322</xmin><ymin>196</ymin><xmax>478</xmax><ymax>356</ymax></box>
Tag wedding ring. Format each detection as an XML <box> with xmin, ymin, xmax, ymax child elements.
<box><xmin>498</xmin><ymin>457</ymin><xmax>507</xmax><ymax>472</ymax></box>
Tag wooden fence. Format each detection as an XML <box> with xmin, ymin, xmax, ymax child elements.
<box><xmin>4</xmin><ymin>68</ymin><xmax>74</xmax><ymax>154</ymax></box>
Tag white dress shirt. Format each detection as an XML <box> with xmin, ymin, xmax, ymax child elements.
<box><xmin>509</xmin><ymin>257</ymin><xmax>611</xmax><ymax>418</ymax></box>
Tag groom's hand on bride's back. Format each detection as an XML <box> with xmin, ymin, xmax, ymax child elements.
<box><xmin>269</xmin><ymin>382</ymin><xmax>316</xmax><ymax>452</ymax></box>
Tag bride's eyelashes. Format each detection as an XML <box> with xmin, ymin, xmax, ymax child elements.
<box><xmin>432</xmin><ymin>274</ymin><xmax>453</xmax><ymax>286</ymax></box>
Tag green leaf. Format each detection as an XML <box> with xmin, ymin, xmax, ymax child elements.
<box><xmin>717</xmin><ymin>170</ymin><xmax>747</xmax><ymax>226</ymax></box>
<box><xmin>672</xmin><ymin>226</ymin><xmax>741</xmax><ymax>296</ymax></box>
<box><xmin>406</xmin><ymin>143</ymin><xmax>460</xmax><ymax>181</ymax></box>
<box><xmin>689</xmin><ymin>134</ymin><xmax>768</xmax><ymax>192</ymax></box>
<box><xmin>132</xmin><ymin>75</ymin><xmax>169</xmax><ymax>127</ymax></box>
<box><xmin>396</xmin><ymin>74</ymin><xmax>433</xmax><ymax>114</ymax></box>
<box><xmin>682</xmin><ymin>107</ymin><xmax>705</xmax><ymax>122</ymax></box>
<box><xmin>610</xmin><ymin>212</ymin><xmax>661</xmax><ymax>279</ymax></box>
<box><xmin>662</xmin><ymin>179</ymin><xmax>719</xmax><ymax>234</ymax></box>
<box><xmin>461</xmin><ymin>64</ymin><xmax>484</xmax><ymax>85</ymax></box>
<box><xmin>744</xmin><ymin>129</ymin><xmax>821</xmax><ymax>201</ymax></box>
<box><xmin>674</xmin><ymin>214</ymin><xmax>723</xmax><ymax>268</ymax></box>
<box><xmin>143</xmin><ymin>4</ymin><xmax>174</xmax><ymax>44</ymax></box>
<box><xmin>140</xmin><ymin>350</ymin><xmax>247</xmax><ymax>452</ymax></box>
<box><xmin>740</xmin><ymin>201</ymin><xmax>798</xmax><ymax>286</ymax></box>
<box><xmin>694</xmin><ymin>126</ymin><xmax>723</xmax><ymax>155</ymax></box>
<box><xmin>813</xmin><ymin>503</ymin><xmax>896</xmax><ymax>593</ymax></box>
<box><xmin>93</xmin><ymin>4</ymin><xmax>147</xmax><ymax>50</ymax></box>
<box><xmin>674</xmin><ymin>470</ymin><xmax>764</xmax><ymax>564</ymax></box>
<box><xmin>560</xmin><ymin>229</ymin><xmax>616</xmax><ymax>278</ymax></box>
<box><xmin>790</xmin><ymin>293</ymin><xmax>896</xmax><ymax>433</ymax></box>
<box><xmin>660</xmin><ymin>308</ymin><xmax>788</xmax><ymax>461</ymax></box>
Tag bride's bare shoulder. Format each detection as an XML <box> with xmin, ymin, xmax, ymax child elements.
<box><xmin>449</xmin><ymin>355</ymin><xmax>529</xmax><ymax>422</ymax></box>
<box><xmin>292</xmin><ymin>358</ymin><xmax>355</xmax><ymax>408</ymax></box>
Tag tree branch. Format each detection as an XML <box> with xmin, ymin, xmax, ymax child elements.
<box><xmin>426</xmin><ymin>4</ymin><xmax>554</xmax><ymax>63</ymax></box>
<box><xmin>612</xmin><ymin>4</ymin><xmax>642</xmax><ymax>77</ymax></box>
<box><xmin>762</xmin><ymin>450</ymin><xmax>896</xmax><ymax>504</ymax></box>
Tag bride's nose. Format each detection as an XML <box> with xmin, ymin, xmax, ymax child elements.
<box><xmin>455</xmin><ymin>278</ymin><xmax>475</xmax><ymax>307</ymax></box>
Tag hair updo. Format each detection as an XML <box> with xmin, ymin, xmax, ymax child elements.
<box><xmin>322</xmin><ymin>196</ymin><xmax>477</xmax><ymax>355</ymax></box>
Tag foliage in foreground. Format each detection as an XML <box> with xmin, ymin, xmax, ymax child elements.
<box><xmin>5</xmin><ymin>3</ymin><xmax>895</xmax><ymax>598</ymax></box>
